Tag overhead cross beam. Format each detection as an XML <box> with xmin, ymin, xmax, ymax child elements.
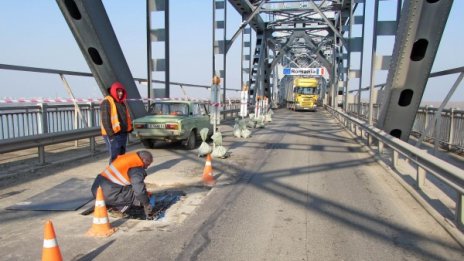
<box><xmin>228</xmin><ymin>0</ymin><xmax>266</xmax><ymax>33</ymax></box>
<box><xmin>226</xmin><ymin>0</ymin><xmax>266</xmax><ymax>53</ymax></box>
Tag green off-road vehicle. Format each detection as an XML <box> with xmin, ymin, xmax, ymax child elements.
<box><xmin>132</xmin><ymin>100</ymin><xmax>213</xmax><ymax>149</ymax></box>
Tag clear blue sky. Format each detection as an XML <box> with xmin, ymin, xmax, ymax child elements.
<box><xmin>0</xmin><ymin>1</ymin><xmax>243</xmax><ymax>100</ymax></box>
<box><xmin>0</xmin><ymin>1</ymin><xmax>463</xmax><ymax>103</ymax></box>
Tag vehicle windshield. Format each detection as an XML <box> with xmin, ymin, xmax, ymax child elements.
<box><xmin>149</xmin><ymin>103</ymin><xmax>189</xmax><ymax>116</ymax></box>
<box><xmin>295</xmin><ymin>87</ymin><xmax>318</xmax><ymax>95</ymax></box>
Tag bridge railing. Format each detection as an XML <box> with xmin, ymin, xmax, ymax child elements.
<box><xmin>326</xmin><ymin>105</ymin><xmax>464</xmax><ymax>237</ymax></box>
<box><xmin>0</xmin><ymin>103</ymin><xmax>100</xmax><ymax>139</ymax></box>
<box><xmin>347</xmin><ymin>103</ymin><xmax>464</xmax><ymax>154</ymax></box>
<box><xmin>0</xmin><ymin>102</ymin><xmax>240</xmax><ymax>164</ymax></box>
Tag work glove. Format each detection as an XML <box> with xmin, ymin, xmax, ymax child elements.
<box><xmin>143</xmin><ymin>203</ymin><xmax>153</xmax><ymax>219</ymax></box>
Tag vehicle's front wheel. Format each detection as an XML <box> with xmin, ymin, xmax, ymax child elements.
<box><xmin>141</xmin><ymin>139</ymin><xmax>155</xmax><ymax>149</ymax></box>
<box><xmin>185</xmin><ymin>130</ymin><xmax>197</xmax><ymax>150</ymax></box>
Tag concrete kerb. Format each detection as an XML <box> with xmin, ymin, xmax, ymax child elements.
<box><xmin>335</xmin><ymin>116</ymin><xmax>464</xmax><ymax>248</ymax></box>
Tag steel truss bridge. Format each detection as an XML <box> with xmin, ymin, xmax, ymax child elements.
<box><xmin>54</xmin><ymin>0</ymin><xmax>460</xmax><ymax>144</ymax></box>
<box><xmin>0</xmin><ymin>1</ymin><xmax>463</xmax><ymax>258</ymax></box>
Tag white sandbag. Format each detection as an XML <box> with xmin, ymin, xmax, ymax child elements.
<box><xmin>198</xmin><ymin>128</ymin><xmax>212</xmax><ymax>156</ymax></box>
<box><xmin>211</xmin><ymin>132</ymin><xmax>223</xmax><ymax>146</ymax></box>
<box><xmin>233</xmin><ymin>127</ymin><xmax>242</xmax><ymax>138</ymax></box>
<box><xmin>212</xmin><ymin>145</ymin><xmax>228</xmax><ymax>158</ymax></box>
<box><xmin>198</xmin><ymin>142</ymin><xmax>212</xmax><ymax>156</ymax></box>
<box><xmin>241</xmin><ymin>128</ymin><xmax>251</xmax><ymax>138</ymax></box>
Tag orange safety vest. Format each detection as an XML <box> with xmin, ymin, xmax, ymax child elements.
<box><xmin>100</xmin><ymin>152</ymin><xmax>144</xmax><ymax>186</ymax></box>
<box><xmin>101</xmin><ymin>96</ymin><xmax>133</xmax><ymax>135</ymax></box>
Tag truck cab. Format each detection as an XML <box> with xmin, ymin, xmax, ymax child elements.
<box><xmin>287</xmin><ymin>77</ymin><xmax>319</xmax><ymax>111</ymax></box>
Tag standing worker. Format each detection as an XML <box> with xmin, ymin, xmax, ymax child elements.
<box><xmin>100</xmin><ymin>82</ymin><xmax>133</xmax><ymax>163</ymax></box>
<box><xmin>91</xmin><ymin>150</ymin><xmax>154</xmax><ymax>218</ymax></box>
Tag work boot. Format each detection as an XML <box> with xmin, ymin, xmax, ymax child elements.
<box><xmin>107</xmin><ymin>208</ymin><xmax>128</xmax><ymax>219</ymax></box>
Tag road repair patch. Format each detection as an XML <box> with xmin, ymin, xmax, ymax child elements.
<box><xmin>5</xmin><ymin>178</ymin><xmax>93</xmax><ymax>211</ymax></box>
<box><xmin>81</xmin><ymin>190</ymin><xmax>186</xmax><ymax>220</ymax></box>
<box><xmin>129</xmin><ymin>190</ymin><xmax>186</xmax><ymax>220</ymax></box>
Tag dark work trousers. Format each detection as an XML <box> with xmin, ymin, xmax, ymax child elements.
<box><xmin>103</xmin><ymin>132</ymin><xmax>128</xmax><ymax>163</ymax></box>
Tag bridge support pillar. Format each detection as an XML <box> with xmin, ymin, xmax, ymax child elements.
<box><xmin>392</xmin><ymin>150</ymin><xmax>398</xmax><ymax>169</ymax></box>
<box><xmin>367</xmin><ymin>134</ymin><xmax>372</xmax><ymax>147</ymax></box>
<box><xmin>89</xmin><ymin>137</ymin><xmax>96</xmax><ymax>154</ymax></box>
<box><xmin>378</xmin><ymin>141</ymin><xmax>384</xmax><ymax>154</ymax></box>
<box><xmin>457</xmin><ymin>193</ymin><xmax>464</xmax><ymax>232</ymax></box>
<box><xmin>416</xmin><ymin>165</ymin><xmax>426</xmax><ymax>190</ymax></box>
<box><xmin>38</xmin><ymin>146</ymin><xmax>45</xmax><ymax>165</ymax></box>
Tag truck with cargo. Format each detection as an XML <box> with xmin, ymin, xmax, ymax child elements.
<box><xmin>286</xmin><ymin>77</ymin><xmax>319</xmax><ymax>111</ymax></box>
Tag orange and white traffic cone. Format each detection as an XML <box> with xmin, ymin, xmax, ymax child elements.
<box><xmin>202</xmin><ymin>154</ymin><xmax>216</xmax><ymax>186</ymax></box>
<box><xmin>41</xmin><ymin>220</ymin><xmax>63</xmax><ymax>261</ymax></box>
<box><xmin>87</xmin><ymin>186</ymin><xmax>116</xmax><ymax>237</ymax></box>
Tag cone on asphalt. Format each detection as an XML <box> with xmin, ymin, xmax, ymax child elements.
<box><xmin>202</xmin><ymin>154</ymin><xmax>216</xmax><ymax>186</ymax></box>
<box><xmin>87</xmin><ymin>186</ymin><xmax>116</xmax><ymax>237</ymax></box>
<box><xmin>41</xmin><ymin>220</ymin><xmax>63</xmax><ymax>261</ymax></box>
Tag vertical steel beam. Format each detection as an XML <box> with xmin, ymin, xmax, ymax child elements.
<box><xmin>212</xmin><ymin>0</ymin><xmax>216</xmax><ymax>77</ymax></box>
<box><xmin>368</xmin><ymin>0</ymin><xmax>380</xmax><ymax>126</ymax></box>
<box><xmin>165</xmin><ymin>1</ymin><xmax>170</xmax><ymax>98</ymax></box>
<box><xmin>241</xmin><ymin>15</ymin><xmax>244</xmax><ymax>88</ymax></box>
<box><xmin>223</xmin><ymin>1</ymin><xmax>227</xmax><ymax>102</ymax></box>
<box><xmin>146</xmin><ymin>0</ymin><xmax>152</xmax><ymax>106</ymax></box>
<box><xmin>343</xmin><ymin>0</ymin><xmax>354</xmax><ymax>112</ymax></box>
<box><xmin>376</xmin><ymin>0</ymin><xmax>454</xmax><ymax>141</ymax></box>
<box><xmin>357</xmin><ymin>2</ymin><xmax>366</xmax><ymax>116</ymax></box>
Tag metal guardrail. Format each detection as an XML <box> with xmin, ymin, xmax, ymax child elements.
<box><xmin>0</xmin><ymin>127</ymin><xmax>100</xmax><ymax>164</ymax></box>
<box><xmin>0</xmin><ymin>103</ymin><xmax>100</xmax><ymax>140</ymax></box>
<box><xmin>0</xmin><ymin>127</ymin><xmax>100</xmax><ymax>154</ymax></box>
<box><xmin>347</xmin><ymin>103</ymin><xmax>464</xmax><ymax>154</ymax></box>
<box><xmin>326</xmin><ymin>105</ymin><xmax>464</xmax><ymax>234</ymax></box>
<box><xmin>0</xmin><ymin>103</ymin><xmax>241</xmax><ymax>164</ymax></box>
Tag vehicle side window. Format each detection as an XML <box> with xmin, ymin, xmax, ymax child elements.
<box><xmin>191</xmin><ymin>103</ymin><xmax>201</xmax><ymax>116</ymax></box>
<box><xmin>200</xmin><ymin>104</ymin><xmax>208</xmax><ymax>115</ymax></box>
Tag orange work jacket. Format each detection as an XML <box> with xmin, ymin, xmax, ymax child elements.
<box><xmin>101</xmin><ymin>96</ymin><xmax>133</xmax><ymax>136</ymax></box>
<box><xmin>100</xmin><ymin>152</ymin><xmax>144</xmax><ymax>186</ymax></box>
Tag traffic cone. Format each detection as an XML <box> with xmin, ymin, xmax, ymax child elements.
<box><xmin>202</xmin><ymin>154</ymin><xmax>216</xmax><ymax>186</ymax></box>
<box><xmin>41</xmin><ymin>220</ymin><xmax>63</xmax><ymax>261</ymax></box>
<box><xmin>87</xmin><ymin>186</ymin><xmax>116</xmax><ymax>237</ymax></box>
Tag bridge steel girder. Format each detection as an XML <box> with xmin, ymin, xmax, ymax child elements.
<box><xmin>55</xmin><ymin>0</ymin><xmax>146</xmax><ymax>118</ymax></box>
<box><xmin>376</xmin><ymin>0</ymin><xmax>453</xmax><ymax>141</ymax></box>
<box><xmin>299</xmin><ymin>33</ymin><xmax>333</xmax><ymax>71</ymax></box>
<box><xmin>253</xmin><ymin>34</ymin><xmax>267</xmax><ymax>98</ymax></box>
<box><xmin>228</xmin><ymin>0</ymin><xmax>266</xmax><ymax>33</ymax></box>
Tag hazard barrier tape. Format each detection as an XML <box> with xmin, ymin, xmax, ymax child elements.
<box><xmin>0</xmin><ymin>97</ymin><xmax>242</xmax><ymax>106</ymax></box>
<box><xmin>0</xmin><ymin>97</ymin><xmax>103</xmax><ymax>104</ymax></box>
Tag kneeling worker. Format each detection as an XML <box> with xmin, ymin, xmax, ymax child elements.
<box><xmin>91</xmin><ymin>150</ymin><xmax>154</xmax><ymax>218</ymax></box>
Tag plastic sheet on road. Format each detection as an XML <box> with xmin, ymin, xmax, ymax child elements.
<box><xmin>6</xmin><ymin>178</ymin><xmax>93</xmax><ymax>211</ymax></box>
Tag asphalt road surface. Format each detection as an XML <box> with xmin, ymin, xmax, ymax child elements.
<box><xmin>92</xmin><ymin>110</ymin><xmax>463</xmax><ymax>260</ymax></box>
<box><xmin>0</xmin><ymin>109</ymin><xmax>462</xmax><ymax>260</ymax></box>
